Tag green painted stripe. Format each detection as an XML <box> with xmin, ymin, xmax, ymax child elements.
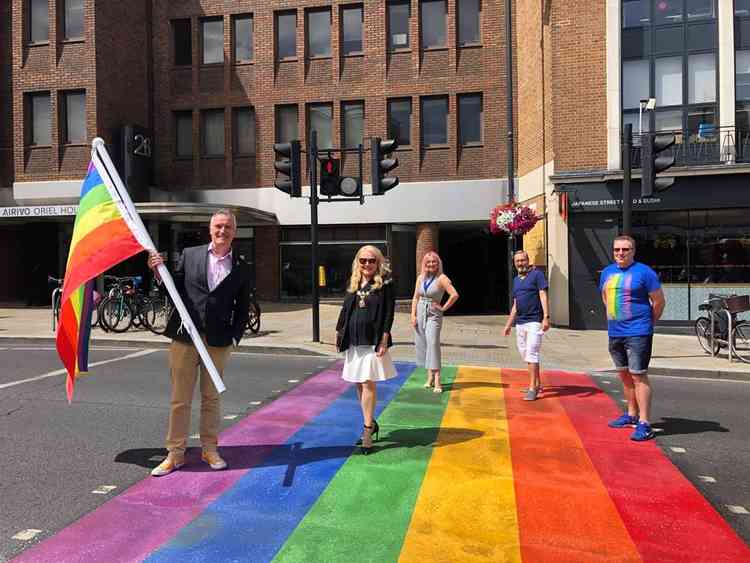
<box><xmin>272</xmin><ymin>366</ymin><xmax>457</xmax><ymax>563</ymax></box>
<box><xmin>76</xmin><ymin>183</ymin><xmax>110</xmax><ymax>221</ymax></box>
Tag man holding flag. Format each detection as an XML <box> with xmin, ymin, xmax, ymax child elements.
<box><xmin>148</xmin><ymin>209</ymin><xmax>251</xmax><ymax>476</ymax></box>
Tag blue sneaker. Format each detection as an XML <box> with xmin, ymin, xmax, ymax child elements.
<box><xmin>630</xmin><ymin>421</ymin><xmax>655</xmax><ymax>441</ymax></box>
<box><xmin>608</xmin><ymin>413</ymin><xmax>638</xmax><ymax>428</ymax></box>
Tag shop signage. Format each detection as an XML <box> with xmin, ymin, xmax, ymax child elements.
<box><xmin>0</xmin><ymin>205</ymin><xmax>78</xmax><ymax>218</ymax></box>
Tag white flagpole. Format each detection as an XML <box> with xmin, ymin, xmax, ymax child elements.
<box><xmin>90</xmin><ymin>138</ymin><xmax>226</xmax><ymax>394</ymax></box>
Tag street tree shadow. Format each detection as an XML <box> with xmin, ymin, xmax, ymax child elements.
<box><xmin>444</xmin><ymin>381</ymin><xmax>508</xmax><ymax>391</ymax></box>
<box><xmin>655</xmin><ymin>416</ymin><xmax>729</xmax><ymax>437</ymax></box>
<box><xmin>541</xmin><ymin>384</ymin><xmax>602</xmax><ymax>398</ymax></box>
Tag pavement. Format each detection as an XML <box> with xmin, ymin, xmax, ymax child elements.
<box><xmin>1</xmin><ymin>302</ymin><xmax>749</xmax><ymax>380</ymax></box>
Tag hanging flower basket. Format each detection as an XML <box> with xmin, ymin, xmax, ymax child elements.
<box><xmin>489</xmin><ymin>203</ymin><xmax>540</xmax><ymax>236</ymax></box>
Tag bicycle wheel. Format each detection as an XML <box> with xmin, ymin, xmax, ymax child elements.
<box><xmin>142</xmin><ymin>298</ymin><xmax>172</xmax><ymax>335</ymax></box>
<box><xmin>90</xmin><ymin>301</ymin><xmax>99</xmax><ymax>328</ymax></box>
<box><xmin>100</xmin><ymin>297</ymin><xmax>134</xmax><ymax>333</ymax></box>
<box><xmin>731</xmin><ymin>323</ymin><xmax>750</xmax><ymax>363</ymax></box>
<box><xmin>695</xmin><ymin>317</ymin><xmax>719</xmax><ymax>355</ymax></box>
<box><xmin>52</xmin><ymin>290</ymin><xmax>61</xmax><ymax>332</ymax></box>
<box><xmin>246</xmin><ymin>301</ymin><xmax>261</xmax><ymax>334</ymax></box>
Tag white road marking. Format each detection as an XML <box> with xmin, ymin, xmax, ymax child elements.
<box><xmin>12</xmin><ymin>529</ymin><xmax>43</xmax><ymax>541</ymax></box>
<box><xmin>273</xmin><ymin>389</ymin><xmax>282</xmax><ymax>393</ymax></box>
<box><xmin>223</xmin><ymin>414</ymin><xmax>238</xmax><ymax>420</ymax></box>
<box><xmin>288</xmin><ymin>379</ymin><xmax>299</xmax><ymax>383</ymax></box>
<box><xmin>0</xmin><ymin>349</ymin><xmax>159</xmax><ymax>391</ymax></box>
<box><xmin>249</xmin><ymin>400</ymin><xmax>262</xmax><ymax>405</ymax></box>
<box><xmin>148</xmin><ymin>455</ymin><xmax>166</xmax><ymax>462</ymax></box>
<box><xmin>698</xmin><ymin>475</ymin><xmax>717</xmax><ymax>483</ymax></box>
<box><xmin>726</xmin><ymin>505</ymin><xmax>749</xmax><ymax>515</ymax></box>
<box><xmin>233</xmin><ymin>351</ymin><xmax>334</xmax><ymax>359</ymax></box>
<box><xmin>670</xmin><ymin>447</ymin><xmax>687</xmax><ymax>453</ymax></box>
<box><xmin>92</xmin><ymin>485</ymin><xmax>117</xmax><ymax>495</ymax></box>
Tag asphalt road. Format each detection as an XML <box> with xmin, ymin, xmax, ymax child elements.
<box><xmin>593</xmin><ymin>371</ymin><xmax>750</xmax><ymax>545</ymax></box>
<box><xmin>0</xmin><ymin>342</ymin><xmax>336</xmax><ymax>562</ymax></box>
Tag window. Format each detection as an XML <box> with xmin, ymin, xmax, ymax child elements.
<box><xmin>276</xmin><ymin>11</ymin><xmax>297</xmax><ymax>60</ymax></box>
<box><xmin>737</xmin><ymin>51</ymin><xmax>750</xmax><ymax>100</ymax></box>
<box><xmin>388</xmin><ymin>98</ymin><xmax>411</xmax><ymax>146</ymax></box>
<box><xmin>308</xmin><ymin>103</ymin><xmax>333</xmax><ymax>150</ymax></box>
<box><xmin>457</xmin><ymin>0</ymin><xmax>480</xmax><ymax>45</ymax></box>
<box><xmin>688</xmin><ymin>53</ymin><xmax>715</xmax><ymax>103</ymax></box>
<box><xmin>202</xmin><ymin>110</ymin><xmax>225</xmax><ymax>156</ymax></box>
<box><xmin>687</xmin><ymin>0</ymin><xmax>713</xmax><ymax>20</ymax></box>
<box><xmin>307</xmin><ymin>9</ymin><xmax>331</xmax><ymax>58</ymax></box>
<box><xmin>175</xmin><ymin>111</ymin><xmax>193</xmax><ymax>158</ymax></box>
<box><xmin>459</xmin><ymin>94</ymin><xmax>482</xmax><ymax>145</ymax></box>
<box><xmin>421</xmin><ymin>96</ymin><xmax>448</xmax><ymax>146</ymax></box>
<box><xmin>28</xmin><ymin>93</ymin><xmax>51</xmax><ymax>146</ymax></box>
<box><xmin>655</xmin><ymin>56</ymin><xmax>683</xmax><ymax>106</ymax></box>
<box><xmin>233</xmin><ymin>16</ymin><xmax>253</xmax><ymax>62</ymax></box>
<box><xmin>622</xmin><ymin>60</ymin><xmax>649</xmax><ymax>109</ymax></box>
<box><xmin>64</xmin><ymin>91</ymin><xmax>86</xmax><ymax>144</ymax></box>
<box><xmin>202</xmin><ymin>18</ymin><xmax>223</xmax><ymax>64</ymax></box>
<box><xmin>738</xmin><ymin>0</ymin><xmax>750</xmax><ymax>16</ymax></box>
<box><xmin>341</xmin><ymin>5</ymin><xmax>363</xmax><ymax>55</ymax></box>
<box><xmin>276</xmin><ymin>105</ymin><xmax>298</xmax><ymax>143</ymax></box>
<box><xmin>622</xmin><ymin>0</ymin><xmax>649</xmax><ymax>27</ymax></box>
<box><xmin>173</xmin><ymin>19</ymin><xmax>192</xmax><ymax>66</ymax></box>
<box><xmin>28</xmin><ymin>0</ymin><xmax>49</xmax><ymax>43</ymax></box>
<box><xmin>63</xmin><ymin>0</ymin><xmax>84</xmax><ymax>40</ymax></box>
<box><xmin>342</xmin><ymin>101</ymin><xmax>364</xmax><ymax>149</ymax></box>
<box><xmin>234</xmin><ymin>107</ymin><xmax>255</xmax><ymax>156</ymax></box>
<box><xmin>388</xmin><ymin>0</ymin><xmax>410</xmax><ymax>50</ymax></box>
<box><xmin>421</xmin><ymin>0</ymin><xmax>446</xmax><ymax>49</ymax></box>
<box><xmin>654</xmin><ymin>0</ymin><xmax>683</xmax><ymax>25</ymax></box>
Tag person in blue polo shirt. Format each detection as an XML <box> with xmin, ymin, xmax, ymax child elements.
<box><xmin>503</xmin><ymin>250</ymin><xmax>550</xmax><ymax>401</ymax></box>
<box><xmin>600</xmin><ymin>235</ymin><xmax>665</xmax><ymax>442</ymax></box>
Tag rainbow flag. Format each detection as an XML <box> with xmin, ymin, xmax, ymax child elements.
<box><xmin>56</xmin><ymin>157</ymin><xmax>145</xmax><ymax>401</ymax></box>
<box><xmin>13</xmin><ymin>363</ymin><xmax>750</xmax><ymax>562</ymax></box>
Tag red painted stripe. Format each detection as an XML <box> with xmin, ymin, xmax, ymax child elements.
<box><xmin>543</xmin><ymin>369</ymin><xmax>750</xmax><ymax>562</ymax></box>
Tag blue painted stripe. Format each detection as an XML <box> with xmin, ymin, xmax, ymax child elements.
<box><xmin>81</xmin><ymin>167</ymin><xmax>103</xmax><ymax>198</ymax></box>
<box><xmin>145</xmin><ymin>362</ymin><xmax>416</xmax><ymax>563</ymax></box>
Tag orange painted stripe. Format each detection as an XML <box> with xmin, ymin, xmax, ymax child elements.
<box><xmin>502</xmin><ymin>368</ymin><xmax>642</xmax><ymax>562</ymax></box>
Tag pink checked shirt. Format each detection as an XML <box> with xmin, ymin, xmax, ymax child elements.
<box><xmin>207</xmin><ymin>243</ymin><xmax>233</xmax><ymax>292</ymax></box>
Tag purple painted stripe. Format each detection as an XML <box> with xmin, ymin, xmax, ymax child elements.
<box><xmin>13</xmin><ymin>364</ymin><xmax>348</xmax><ymax>563</ymax></box>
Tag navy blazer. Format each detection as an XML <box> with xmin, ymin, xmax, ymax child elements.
<box><xmin>164</xmin><ymin>244</ymin><xmax>251</xmax><ymax>347</ymax></box>
<box><xmin>335</xmin><ymin>280</ymin><xmax>395</xmax><ymax>352</ymax></box>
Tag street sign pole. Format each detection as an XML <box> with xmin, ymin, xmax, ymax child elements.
<box><xmin>310</xmin><ymin>131</ymin><xmax>320</xmax><ymax>343</ymax></box>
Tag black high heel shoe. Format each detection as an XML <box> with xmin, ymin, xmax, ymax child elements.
<box><xmin>356</xmin><ymin>420</ymin><xmax>379</xmax><ymax>446</ymax></box>
<box><xmin>361</xmin><ymin>424</ymin><xmax>375</xmax><ymax>455</ymax></box>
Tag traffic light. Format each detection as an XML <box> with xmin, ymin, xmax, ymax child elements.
<box><xmin>641</xmin><ymin>133</ymin><xmax>675</xmax><ymax>198</ymax></box>
<box><xmin>273</xmin><ymin>140</ymin><xmax>302</xmax><ymax>197</ymax></box>
<box><xmin>370</xmin><ymin>137</ymin><xmax>399</xmax><ymax>195</ymax></box>
<box><xmin>319</xmin><ymin>157</ymin><xmax>340</xmax><ymax>196</ymax></box>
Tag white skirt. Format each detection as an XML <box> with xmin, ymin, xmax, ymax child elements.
<box><xmin>341</xmin><ymin>345</ymin><xmax>397</xmax><ymax>382</ymax></box>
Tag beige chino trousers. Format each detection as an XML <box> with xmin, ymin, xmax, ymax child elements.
<box><xmin>165</xmin><ymin>338</ymin><xmax>232</xmax><ymax>456</ymax></box>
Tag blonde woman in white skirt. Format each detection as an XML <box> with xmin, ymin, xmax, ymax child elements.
<box><xmin>335</xmin><ymin>245</ymin><xmax>396</xmax><ymax>455</ymax></box>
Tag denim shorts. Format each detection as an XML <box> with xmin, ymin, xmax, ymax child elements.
<box><xmin>608</xmin><ymin>335</ymin><xmax>653</xmax><ymax>375</ymax></box>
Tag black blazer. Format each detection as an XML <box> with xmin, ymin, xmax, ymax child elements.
<box><xmin>165</xmin><ymin>244</ymin><xmax>251</xmax><ymax>347</ymax></box>
<box><xmin>336</xmin><ymin>280</ymin><xmax>395</xmax><ymax>352</ymax></box>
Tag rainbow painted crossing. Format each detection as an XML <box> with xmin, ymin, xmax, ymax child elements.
<box><xmin>14</xmin><ymin>363</ymin><xmax>749</xmax><ymax>562</ymax></box>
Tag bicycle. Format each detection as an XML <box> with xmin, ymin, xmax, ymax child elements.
<box><xmin>49</xmin><ymin>276</ymin><xmax>63</xmax><ymax>332</ymax></box>
<box><xmin>245</xmin><ymin>288</ymin><xmax>261</xmax><ymax>335</ymax></box>
<box><xmin>98</xmin><ymin>276</ymin><xmax>140</xmax><ymax>333</ymax></box>
<box><xmin>694</xmin><ymin>294</ymin><xmax>750</xmax><ymax>363</ymax></box>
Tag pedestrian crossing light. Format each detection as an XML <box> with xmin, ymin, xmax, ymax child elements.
<box><xmin>319</xmin><ymin>156</ymin><xmax>341</xmax><ymax>196</ymax></box>
<box><xmin>641</xmin><ymin>133</ymin><xmax>675</xmax><ymax>198</ymax></box>
<box><xmin>273</xmin><ymin>140</ymin><xmax>302</xmax><ymax>197</ymax></box>
<box><xmin>370</xmin><ymin>137</ymin><xmax>399</xmax><ymax>195</ymax></box>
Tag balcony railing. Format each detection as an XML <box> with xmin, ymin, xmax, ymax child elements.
<box><xmin>627</xmin><ymin>125</ymin><xmax>750</xmax><ymax>169</ymax></box>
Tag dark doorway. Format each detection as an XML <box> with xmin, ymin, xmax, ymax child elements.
<box><xmin>439</xmin><ymin>223</ymin><xmax>509</xmax><ymax>314</ymax></box>
<box><xmin>22</xmin><ymin>222</ymin><xmax>60</xmax><ymax>305</ymax></box>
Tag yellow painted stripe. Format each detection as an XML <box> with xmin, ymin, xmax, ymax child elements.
<box><xmin>68</xmin><ymin>199</ymin><xmax>122</xmax><ymax>251</ymax></box>
<box><xmin>399</xmin><ymin>366</ymin><xmax>521</xmax><ymax>563</ymax></box>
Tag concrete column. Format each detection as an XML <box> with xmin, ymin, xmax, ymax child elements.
<box><xmin>719</xmin><ymin>0</ymin><xmax>736</xmax><ymax>162</ymax></box>
<box><xmin>415</xmin><ymin>222</ymin><xmax>439</xmax><ymax>274</ymax></box>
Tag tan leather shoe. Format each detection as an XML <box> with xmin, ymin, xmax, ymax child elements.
<box><xmin>150</xmin><ymin>454</ymin><xmax>185</xmax><ymax>477</ymax></box>
<box><xmin>201</xmin><ymin>450</ymin><xmax>227</xmax><ymax>470</ymax></box>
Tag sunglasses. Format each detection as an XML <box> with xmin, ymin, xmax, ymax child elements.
<box><xmin>613</xmin><ymin>247</ymin><xmax>633</xmax><ymax>253</ymax></box>
<box><xmin>359</xmin><ymin>258</ymin><xmax>377</xmax><ymax>265</ymax></box>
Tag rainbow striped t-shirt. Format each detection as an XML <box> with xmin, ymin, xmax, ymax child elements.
<box><xmin>599</xmin><ymin>262</ymin><xmax>661</xmax><ymax>337</ymax></box>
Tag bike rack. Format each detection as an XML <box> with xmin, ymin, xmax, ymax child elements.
<box><xmin>708</xmin><ymin>294</ymin><xmax>750</xmax><ymax>363</ymax></box>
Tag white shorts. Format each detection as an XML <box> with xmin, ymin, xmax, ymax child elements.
<box><xmin>515</xmin><ymin>321</ymin><xmax>543</xmax><ymax>364</ymax></box>
<box><xmin>341</xmin><ymin>345</ymin><xmax>397</xmax><ymax>382</ymax></box>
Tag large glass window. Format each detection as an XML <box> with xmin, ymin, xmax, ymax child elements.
<box><xmin>276</xmin><ymin>105</ymin><xmax>298</xmax><ymax>143</ymax></box>
<box><xmin>458</xmin><ymin>93</ymin><xmax>482</xmax><ymax>145</ymax></box>
<box><xmin>421</xmin><ymin>0</ymin><xmax>446</xmax><ymax>49</ymax></box>
<box><xmin>233</xmin><ymin>15</ymin><xmax>253</xmax><ymax>62</ymax></box>
<box><xmin>623</xmin><ymin>60</ymin><xmax>649</xmax><ymax>109</ymax></box>
<box><xmin>64</xmin><ymin>91</ymin><xmax>86</xmax><ymax>144</ymax></box>
<box><xmin>421</xmin><ymin>96</ymin><xmax>448</xmax><ymax>146</ymax></box>
<box><xmin>234</xmin><ymin>107</ymin><xmax>255</xmax><ymax>156</ymax></box>
<box><xmin>688</xmin><ymin>53</ymin><xmax>715</xmax><ymax>103</ymax></box>
<box><xmin>655</xmin><ymin>56</ymin><xmax>683</xmax><ymax>106</ymax></box>
<box><xmin>202</xmin><ymin>109</ymin><xmax>225</xmax><ymax>156</ymax></box>
<box><xmin>341</xmin><ymin>5</ymin><xmax>363</xmax><ymax>55</ymax></box>
<box><xmin>308</xmin><ymin>103</ymin><xmax>333</xmax><ymax>150</ymax></box>
<box><xmin>388</xmin><ymin>98</ymin><xmax>412</xmax><ymax>146</ymax></box>
<box><xmin>457</xmin><ymin>0</ymin><xmax>481</xmax><ymax>45</ymax></box>
<box><xmin>736</xmin><ymin>3</ymin><xmax>750</xmax><ymax>133</ymax></box>
<box><xmin>388</xmin><ymin>0</ymin><xmax>410</xmax><ymax>50</ymax></box>
<box><xmin>276</xmin><ymin>11</ymin><xmax>297</xmax><ymax>60</ymax></box>
<box><xmin>342</xmin><ymin>101</ymin><xmax>364</xmax><ymax>149</ymax></box>
<box><xmin>175</xmin><ymin>111</ymin><xmax>193</xmax><ymax>158</ymax></box>
<box><xmin>173</xmin><ymin>19</ymin><xmax>192</xmax><ymax>66</ymax></box>
<box><xmin>202</xmin><ymin>18</ymin><xmax>223</xmax><ymax>64</ymax></box>
<box><xmin>28</xmin><ymin>93</ymin><xmax>51</xmax><ymax>145</ymax></box>
<box><xmin>63</xmin><ymin>0</ymin><xmax>84</xmax><ymax>40</ymax></box>
<box><xmin>307</xmin><ymin>9</ymin><xmax>331</xmax><ymax>58</ymax></box>
<box><xmin>28</xmin><ymin>0</ymin><xmax>49</xmax><ymax>43</ymax></box>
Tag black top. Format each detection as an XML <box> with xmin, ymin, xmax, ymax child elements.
<box><xmin>336</xmin><ymin>280</ymin><xmax>395</xmax><ymax>352</ymax></box>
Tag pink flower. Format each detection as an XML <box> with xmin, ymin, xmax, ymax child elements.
<box><xmin>489</xmin><ymin>204</ymin><xmax>540</xmax><ymax>236</ymax></box>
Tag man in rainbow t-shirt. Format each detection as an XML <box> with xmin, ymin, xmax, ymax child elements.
<box><xmin>599</xmin><ymin>235</ymin><xmax>665</xmax><ymax>442</ymax></box>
